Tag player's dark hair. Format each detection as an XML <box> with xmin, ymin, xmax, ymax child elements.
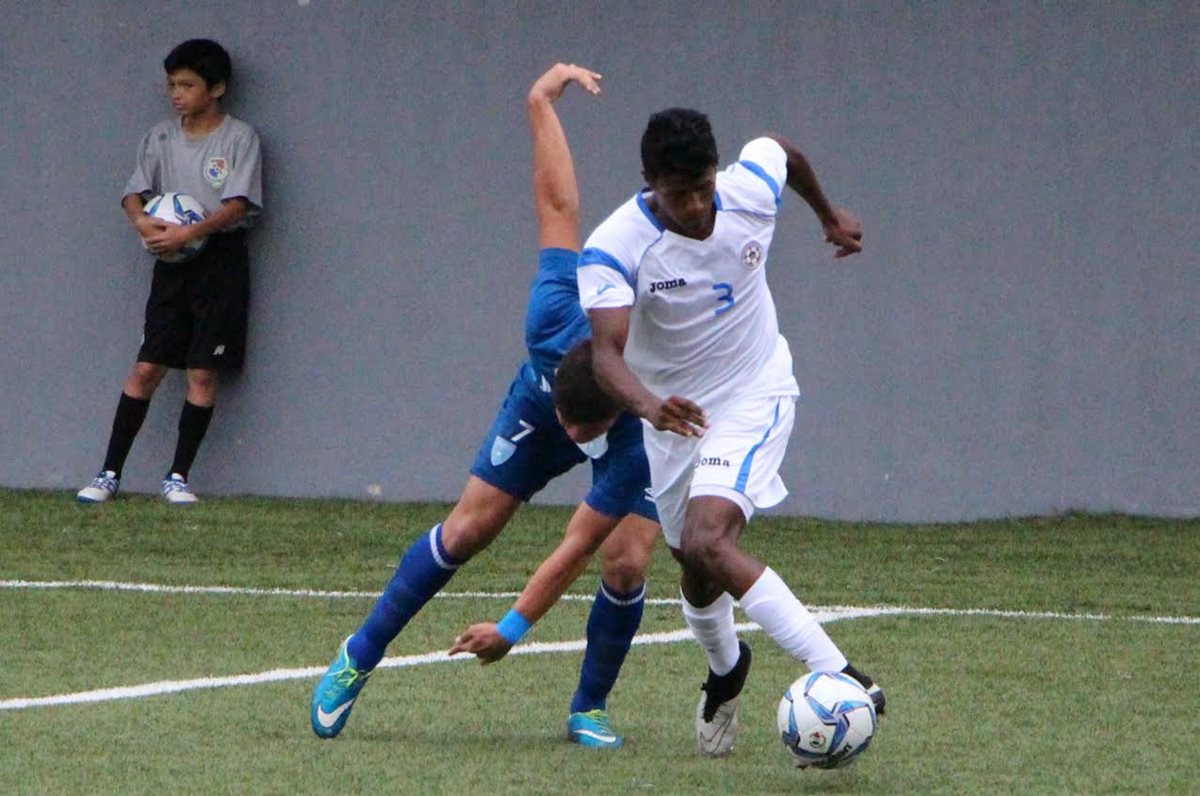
<box><xmin>641</xmin><ymin>108</ymin><xmax>719</xmax><ymax>181</ymax></box>
<box><xmin>553</xmin><ymin>340</ymin><xmax>621</xmax><ymax>425</ymax></box>
<box><xmin>164</xmin><ymin>39</ymin><xmax>232</xmax><ymax>89</ymax></box>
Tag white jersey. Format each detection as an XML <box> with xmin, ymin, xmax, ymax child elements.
<box><xmin>579</xmin><ymin>137</ymin><xmax>799</xmax><ymax>411</ymax></box>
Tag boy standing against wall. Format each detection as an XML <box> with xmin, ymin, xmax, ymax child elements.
<box><xmin>77</xmin><ymin>38</ymin><xmax>263</xmax><ymax>505</ymax></box>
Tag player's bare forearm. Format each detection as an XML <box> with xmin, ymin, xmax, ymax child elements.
<box><xmin>123</xmin><ymin>193</ymin><xmax>160</xmax><ymax>238</ymax></box>
<box><xmin>765</xmin><ymin>133</ymin><xmax>836</xmax><ymax>224</ymax></box>
<box><xmin>190</xmin><ymin>197</ymin><xmax>249</xmax><ymax>239</ymax></box>
<box><xmin>511</xmin><ymin>505</ymin><xmax>619</xmax><ymax>624</ymax></box>
<box><xmin>766</xmin><ymin>133</ymin><xmax>863</xmax><ymax>258</ymax></box>
<box><xmin>122</xmin><ymin>192</ymin><xmax>147</xmax><ymax>221</ymax></box>
<box><xmin>449</xmin><ymin>505</ymin><xmax>622</xmax><ymax>664</ymax></box>
<box><xmin>587</xmin><ymin>308</ymin><xmax>660</xmax><ymax>417</ymax></box>
<box><xmin>529</xmin><ymin>63</ymin><xmax>601</xmax><ymax>251</ymax></box>
<box><xmin>589</xmin><ymin>307</ymin><xmax>707</xmax><ymax>435</ymax></box>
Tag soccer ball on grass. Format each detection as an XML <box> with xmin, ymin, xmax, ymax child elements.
<box><xmin>777</xmin><ymin>670</ymin><xmax>877</xmax><ymax>769</ymax></box>
<box><xmin>143</xmin><ymin>192</ymin><xmax>207</xmax><ymax>262</ymax></box>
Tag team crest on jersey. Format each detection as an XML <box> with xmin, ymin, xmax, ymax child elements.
<box><xmin>204</xmin><ymin>157</ymin><xmax>230</xmax><ymax>188</ymax></box>
<box><xmin>741</xmin><ymin>240</ymin><xmax>764</xmax><ymax>269</ymax></box>
<box><xmin>490</xmin><ymin>436</ymin><xmax>517</xmax><ymax>466</ymax></box>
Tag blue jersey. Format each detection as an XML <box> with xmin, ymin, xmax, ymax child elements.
<box><xmin>469</xmin><ymin>248</ymin><xmax>656</xmax><ymax>521</ymax></box>
<box><xmin>522</xmin><ymin>247</ymin><xmax>591</xmax><ymax>394</ymax></box>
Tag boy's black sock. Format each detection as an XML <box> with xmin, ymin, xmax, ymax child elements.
<box><xmin>102</xmin><ymin>393</ymin><xmax>151</xmax><ymax>475</ymax></box>
<box><xmin>169</xmin><ymin>401</ymin><xmax>214</xmax><ymax>479</ymax></box>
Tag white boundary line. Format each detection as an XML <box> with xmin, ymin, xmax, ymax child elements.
<box><xmin>0</xmin><ymin>623</ymin><xmax>757</xmax><ymax>712</ymax></box>
<box><xmin>4</xmin><ymin>578</ymin><xmax>1199</xmax><ymax>624</ymax></box>
<box><xmin>0</xmin><ymin>579</ymin><xmax>1195</xmax><ymax>712</ymax></box>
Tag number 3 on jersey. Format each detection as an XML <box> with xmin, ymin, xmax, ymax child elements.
<box><xmin>713</xmin><ymin>282</ymin><xmax>735</xmax><ymax>316</ymax></box>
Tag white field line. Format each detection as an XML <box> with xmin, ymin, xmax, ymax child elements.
<box><xmin>0</xmin><ymin>619</ymin><xmax>803</xmax><ymax>713</ymax></box>
<box><xmin>3</xmin><ymin>578</ymin><xmax>1199</xmax><ymax>625</ymax></box>
<box><xmin>0</xmin><ymin>580</ymin><xmax>1195</xmax><ymax>713</ymax></box>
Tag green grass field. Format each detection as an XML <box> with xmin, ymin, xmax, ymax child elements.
<box><xmin>2</xmin><ymin>488</ymin><xmax>1197</xmax><ymax>794</ymax></box>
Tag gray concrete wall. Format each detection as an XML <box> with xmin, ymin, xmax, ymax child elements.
<box><xmin>1</xmin><ymin>1</ymin><xmax>1196</xmax><ymax>521</ymax></box>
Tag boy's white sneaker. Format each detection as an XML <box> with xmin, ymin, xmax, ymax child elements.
<box><xmin>77</xmin><ymin>470</ymin><xmax>119</xmax><ymax>503</ymax></box>
<box><xmin>161</xmin><ymin>473</ymin><xmax>199</xmax><ymax>504</ymax></box>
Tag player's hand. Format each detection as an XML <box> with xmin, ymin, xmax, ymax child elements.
<box><xmin>143</xmin><ymin>222</ymin><xmax>194</xmax><ymax>256</ymax></box>
<box><xmin>449</xmin><ymin>622</ymin><xmax>514</xmax><ymax>665</ymax></box>
<box><xmin>134</xmin><ymin>215</ymin><xmax>168</xmax><ymax>240</ymax></box>
<box><xmin>649</xmin><ymin>395</ymin><xmax>707</xmax><ymax>437</ymax></box>
<box><xmin>530</xmin><ymin>63</ymin><xmax>602</xmax><ymax>104</ymax></box>
<box><xmin>822</xmin><ymin>206</ymin><xmax>863</xmax><ymax>258</ymax></box>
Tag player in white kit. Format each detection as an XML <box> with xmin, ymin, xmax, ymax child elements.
<box><xmin>577</xmin><ymin>108</ymin><xmax>884</xmax><ymax>757</ymax></box>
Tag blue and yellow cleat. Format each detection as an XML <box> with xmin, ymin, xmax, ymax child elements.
<box><xmin>567</xmin><ymin>709</ymin><xmax>624</xmax><ymax>749</ymax></box>
<box><xmin>310</xmin><ymin>636</ymin><xmax>372</xmax><ymax>739</ymax></box>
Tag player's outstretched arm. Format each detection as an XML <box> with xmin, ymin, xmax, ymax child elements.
<box><xmin>588</xmin><ymin>307</ymin><xmax>707</xmax><ymax>436</ymax></box>
<box><xmin>449</xmin><ymin>503</ymin><xmax>624</xmax><ymax>664</ymax></box>
<box><xmin>529</xmin><ymin>63</ymin><xmax>601</xmax><ymax>251</ymax></box>
<box><xmin>765</xmin><ymin>133</ymin><xmax>863</xmax><ymax>259</ymax></box>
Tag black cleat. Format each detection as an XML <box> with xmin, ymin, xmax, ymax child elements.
<box><xmin>841</xmin><ymin>662</ymin><xmax>886</xmax><ymax>716</ymax></box>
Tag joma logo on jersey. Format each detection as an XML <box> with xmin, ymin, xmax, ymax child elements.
<box><xmin>696</xmin><ymin>456</ymin><xmax>731</xmax><ymax>468</ymax></box>
<box><xmin>648</xmin><ymin>278</ymin><xmax>688</xmax><ymax>293</ymax></box>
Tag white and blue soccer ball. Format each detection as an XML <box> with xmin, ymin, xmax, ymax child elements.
<box><xmin>777</xmin><ymin>671</ymin><xmax>877</xmax><ymax>769</ymax></box>
<box><xmin>143</xmin><ymin>192</ymin><xmax>207</xmax><ymax>262</ymax></box>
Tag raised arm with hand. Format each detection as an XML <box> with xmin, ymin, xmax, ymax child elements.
<box><xmin>765</xmin><ymin>133</ymin><xmax>863</xmax><ymax>259</ymax></box>
<box><xmin>529</xmin><ymin>63</ymin><xmax>601</xmax><ymax>251</ymax></box>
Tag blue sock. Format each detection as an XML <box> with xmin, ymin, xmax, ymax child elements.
<box><xmin>348</xmin><ymin>524</ymin><xmax>464</xmax><ymax>670</ymax></box>
<box><xmin>570</xmin><ymin>579</ymin><xmax>645</xmax><ymax>714</ymax></box>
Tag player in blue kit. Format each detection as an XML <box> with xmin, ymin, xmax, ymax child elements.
<box><xmin>311</xmin><ymin>63</ymin><xmax>658</xmax><ymax>749</ymax></box>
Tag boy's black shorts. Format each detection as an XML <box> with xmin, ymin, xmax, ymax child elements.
<box><xmin>138</xmin><ymin>230</ymin><xmax>250</xmax><ymax>371</ymax></box>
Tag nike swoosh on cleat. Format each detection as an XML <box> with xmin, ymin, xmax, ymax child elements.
<box><xmin>573</xmin><ymin>729</ymin><xmax>617</xmax><ymax>743</ymax></box>
<box><xmin>697</xmin><ymin>709</ymin><xmax>737</xmax><ymax>755</ymax></box>
<box><xmin>315</xmin><ymin>699</ymin><xmax>355</xmax><ymax>728</ymax></box>
<box><xmin>698</xmin><ymin>721</ymin><xmax>731</xmax><ymax>745</ymax></box>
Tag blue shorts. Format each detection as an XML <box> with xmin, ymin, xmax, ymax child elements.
<box><xmin>470</xmin><ymin>368</ymin><xmax>657</xmax><ymax>522</ymax></box>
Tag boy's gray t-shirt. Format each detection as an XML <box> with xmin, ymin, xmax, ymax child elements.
<box><xmin>125</xmin><ymin>114</ymin><xmax>263</xmax><ymax>225</ymax></box>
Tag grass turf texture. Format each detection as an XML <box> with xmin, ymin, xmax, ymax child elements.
<box><xmin>2</xmin><ymin>488</ymin><xmax>1197</xmax><ymax>794</ymax></box>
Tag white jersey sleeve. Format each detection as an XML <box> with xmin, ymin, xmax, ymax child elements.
<box><xmin>578</xmin><ymin>264</ymin><xmax>636</xmax><ymax>310</ymax></box>
<box><xmin>578</xmin><ymin>257</ymin><xmax>636</xmax><ymax>310</ymax></box>
<box><xmin>577</xmin><ymin>194</ymin><xmax>657</xmax><ymax>311</ymax></box>
<box><xmin>718</xmin><ymin>137</ymin><xmax>788</xmax><ymax>215</ymax></box>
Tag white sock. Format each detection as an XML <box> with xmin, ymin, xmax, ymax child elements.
<box><xmin>739</xmin><ymin>567</ymin><xmax>847</xmax><ymax>672</ymax></box>
<box><xmin>681</xmin><ymin>590</ymin><xmax>741</xmax><ymax>675</ymax></box>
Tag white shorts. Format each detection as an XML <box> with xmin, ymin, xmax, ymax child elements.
<box><xmin>645</xmin><ymin>392</ymin><xmax>796</xmax><ymax>549</ymax></box>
